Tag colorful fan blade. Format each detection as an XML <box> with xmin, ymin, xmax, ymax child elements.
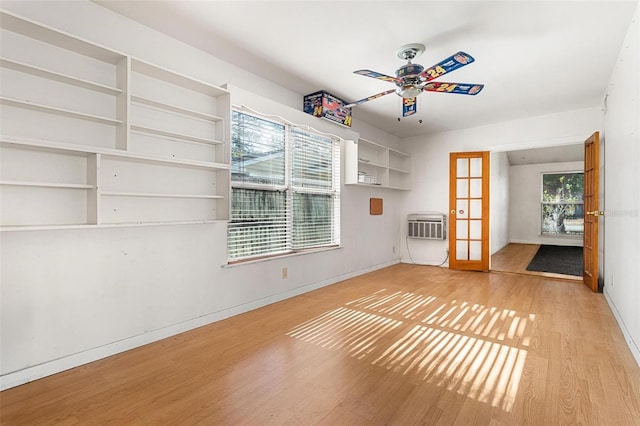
<box><xmin>423</xmin><ymin>82</ymin><xmax>484</xmax><ymax>95</ymax></box>
<box><xmin>344</xmin><ymin>89</ymin><xmax>396</xmax><ymax>108</ymax></box>
<box><xmin>402</xmin><ymin>97</ymin><xmax>417</xmax><ymax>117</ymax></box>
<box><xmin>353</xmin><ymin>69</ymin><xmax>401</xmax><ymax>83</ymax></box>
<box><xmin>421</xmin><ymin>51</ymin><xmax>476</xmax><ymax>81</ymax></box>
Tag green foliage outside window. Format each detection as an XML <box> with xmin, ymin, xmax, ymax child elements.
<box><xmin>541</xmin><ymin>172</ymin><xmax>584</xmax><ymax>235</ymax></box>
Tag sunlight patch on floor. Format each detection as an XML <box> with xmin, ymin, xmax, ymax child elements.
<box><xmin>372</xmin><ymin>324</ymin><xmax>528</xmax><ymax>411</ymax></box>
<box><xmin>287</xmin><ymin>288</ymin><xmax>536</xmax><ymax>412</ymax></box>
<box><xmin>287</xmin><ymin>307</ymin><xmax>404</xmax><ymax>359</ymax></box>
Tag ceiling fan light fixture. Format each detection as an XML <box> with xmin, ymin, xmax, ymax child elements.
<box><xmin>396</xmin><ymin>85</ymin><xmax>423</xmax><ymax>99</ymax></box>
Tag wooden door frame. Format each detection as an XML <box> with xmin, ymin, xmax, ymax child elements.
<box><xmin>449</xmin><ymin>151</ymin><xmax>490</xmax><ymax>271</ymax></box>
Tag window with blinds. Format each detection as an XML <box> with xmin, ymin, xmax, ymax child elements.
<box><xmin>541</xmin><ymin>172</ymin><xmax>584</xmax><ymax>236</ymax></box>
<box><xmin>228</xmin><ymin>110</ymin><xmax>340</xmax><ymax>261</ymax></box>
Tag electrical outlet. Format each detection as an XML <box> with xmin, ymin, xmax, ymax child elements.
<box><xmin>282</xmin><ymin>267</ymin><xmax>288</xmax><ymax>279</ymax></box>
<box><xmin>610</xmin><ymin>274</ymin><xmax>614</xmax><ymax>288</ymax></box>
<box><xmin>392</xmin><ymin>245</ymin><xmax>396</xmax><ymax>254</ymax></box>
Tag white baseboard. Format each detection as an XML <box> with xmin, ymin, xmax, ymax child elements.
<box><xmin>0</xmin><ymin>259</ymin><xmax>399</xmax><ymax>391</ymax></box>
<box><xmin>400</xmin><ymin>257</ymin><xmax>449</xmax><ymax>267</ymax></box>
<box><xmin>604</xmin><ymin>289</ymin><xmax>640</xmax><ymax>367</ymax></box>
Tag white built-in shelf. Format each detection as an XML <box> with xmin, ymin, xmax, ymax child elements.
<box><xmin>0</xmin><ymin>58</ymin><xmax>122</xmax><ymax>95</ymax></box>
<box><xmin>389</xmin><ymin>166</ymin><xmax>411</xmax><ymax>174</ymax></box>
<box><xmin>99</xmin><ymin>150</ymin><xmax>228</xmax><ymax>171</ymax></box>
<box><xmin>130</xmin><ymin>125</ymin><xmax>223</xmax><ymax>147</ymax></box>
<box><xmin>0</xmin><ymin>97</ymin><xmax>121</xmax><ymax>126</ymax></box>
<box><xmin>131</xmin><ymin>58</ymin><xmax>230</xmax><ymax>97</ymax></box>
<box><xmin>345</xmin><ymin>138</ymin><xmax>412</xmax><ymax>190</ymax></box>
<box><xmin>0</xmin><ymin>10</ymin><xmax>126</xmax><ymax>64</ymax></box>
<box><xmin>358</xmin><ymin>158</ymin><xmax>387</xmax><ymax>169</ymax></box>
<box><xmin>0</xmin><ymin>220</ymin><xmax>226</xmax><ymax>232</ymax></box>
<box><xmin>131</xmin><ymin>95</ymin><xmax>222</xmax><ymax>122</ymax></box>
<box><xmin>1</xmin><ymin>137</ymin><xmax>229</xmax><ymax>171</ymax></box>
<box><xmin>0</xmin><ymin>180</ymin><xmax>93</xmax><ymax>189</ymax></box>
<box><xmin>101</xmin><ymin>191</ymin><xmax>223</xmax><ymax>199</ymax></box>
<box><xmin>389</xmin><ymin>147</ymin><xmax>410</xmax><ymax>156</ymax></box>
<box><xmin>0</xmin><ymin>10</ymin><xmax>232</xmax><ymax>230</ymax></box>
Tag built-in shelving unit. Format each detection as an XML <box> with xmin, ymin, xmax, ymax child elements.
<box><xmin>0</xmin><ymin>10</ymin><xmax>231</xmax><ymax>231</ymax></box>
<box><xmin>345</xmin><ymin>138</ymin><xmax>412</xmax><ymax>190</ymax></box>
<box><xmin>0</xmin><ymin>58</ymin><xmax>123</xmax><ymax>95</ymax></box>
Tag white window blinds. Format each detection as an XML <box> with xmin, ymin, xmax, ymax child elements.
<box><xmin>231</xmin><ymin>112</ymin><xmax>285</xmax><ymax>187</ymax></box>
<box><xmin>228</xmin><ymin>110</ymin><xmax>340</xmax><ymax>261</ymax></box>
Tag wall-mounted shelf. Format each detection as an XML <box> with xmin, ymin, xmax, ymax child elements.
<box><xmin>0</xmin><ymin>137</ymin><xmax>229</xmax><ymax>170</ymax></box>
<box><xmin>345</xmin><ymin>138</ymin><xmax>412</xmax><ymax>190</ymax></box>
<box><xmin>0</xmin><ymin>58</ymin><xmax>122</xmax><ymax>95</ymax></box>
<box><xmin>0</xmin><ymin>180</ymin><xmax>94</xmax><ymax>189</ymax></box>
<box><xmin>0</xmin><ymin>97</ymin><xmax>122</xmax><ymax>126</ymax></box>
<box><xmin>0</xmin><ymin>9</ymin><xmax>125</xmax><ymax>64</ymax></box>
<box><xmin>0</xmin><ymin>10</ymin><xmax>231</xmax><ymax>231</ymax></box>
<box><xmin>101</xmin><ymin>191</ymin><xmax>223</xmax><ymax>199</ymax></box>
<box><xmin>129</xmin><ymin>125</ymin><xmax>223</xmax><ymax>147</ymax></box>
<box><xmin>0</xmin><ymin>220</ymin><xmax>224</xmax><ymax>232</ymax></box>
<box><xmin>130</xmin><ymin>95</ymin><xmax>222</xmax><ymax>122</ymax></box>
<box><xmin>130</xmin><ymin>58</ymin><xmax>229</xmax><ymax>97</ymax></box>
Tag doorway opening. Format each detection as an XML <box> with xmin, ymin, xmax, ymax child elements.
<box><xmin>491</xmin><ymin>243</ymin><xmax>582</xmax><ymax>281</ymax></box>
<box><xmin>489</xmin><ymin>143</ymin><xmax>585</xmax><ymax>282</ymax></box>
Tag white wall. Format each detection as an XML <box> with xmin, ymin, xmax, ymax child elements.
<box><xmin>399</xmin><ymin>107</ymin><xmax>601</xmax><ymax>264</ymax></box>
<box><xmin>490</xmin><ymin>151</ymin><xmax>510</xmax><ymax>254</ymax></box>
<box><xmin>509</xmin><ymin>161</ymin><xmax>584</xmax><ymax>247</ymax></box>
<box><xmin>602</xmin><ymin>4</ymin><xmax>640</xmax><ymax>365</ymax></box>
<box><xmin>0</xmin><ymin>1</ymin><xmax>403</xmax><ymax>389</ymax></box>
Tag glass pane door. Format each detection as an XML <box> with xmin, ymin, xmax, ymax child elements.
<box><xmin>449</xmin><ymin>152</ymin><xmax>490</xmax><ymax>271</ymax></box>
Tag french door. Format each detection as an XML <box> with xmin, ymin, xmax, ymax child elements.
<box><xmin>449</xmin><ymin>151</ymin><xmax>490</xmax><ymax>271</ymax></box>
<box><xmin>583</xmin><ymin>132</ymin><xmax>600</xmax><ymax>292</ymax></box>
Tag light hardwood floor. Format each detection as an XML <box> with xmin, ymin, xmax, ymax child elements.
<box><xmin>2</xmin><ymin>264</ymin><xmax>639</xmax><ymax>425</ymax></box>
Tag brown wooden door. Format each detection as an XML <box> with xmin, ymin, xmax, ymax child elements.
<box><xmin>449</xmin><ymin>151</ymin><xmax>490</xmax><ymax>271</ymax></box>
<box><xmin>583</xmin><ymin>132</ymin><xmax>600</xmax><ymax>292</ymax></box>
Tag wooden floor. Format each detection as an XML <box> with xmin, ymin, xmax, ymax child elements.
<box><xmin>491</xmin><ymin>243</ymin><xmax>582</xmax><ymax>282</ymax></box>
<box><xmin>2</xmin><ymin>264</ymin><xmax>639</xmax><ymax>425</ymax></box>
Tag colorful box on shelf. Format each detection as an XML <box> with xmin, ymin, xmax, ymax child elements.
<box><xmin>303</xmin><ymin>91</ymin><xmax>352</xmax><ymax>127</ymax></box>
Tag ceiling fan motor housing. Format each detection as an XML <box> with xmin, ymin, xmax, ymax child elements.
<box><xmin>396</xmin><ymin>63</ymin><xmax>426</xmax><ymax>98</ymax></box>
<box><xmin>396</xmin><ymin>63</ymin><xmax>424</xmax><ymax>79</ymax></box>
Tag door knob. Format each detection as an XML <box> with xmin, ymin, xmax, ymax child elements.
<box><xmin>451</xmin><ymin>210</ymin><xmax>456</xmax><ymax>215</ymax></box>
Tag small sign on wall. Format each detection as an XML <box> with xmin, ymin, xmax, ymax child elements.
<box><xmin>370</xmin><ymin>198</ymin><xmax>383</xmax><ymax>215</ymax></box>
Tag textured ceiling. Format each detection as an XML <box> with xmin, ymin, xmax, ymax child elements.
<box><xmin>95</xmin><ymin>0</ymin><xmax>637</xmax><ymax>139</ymax></box>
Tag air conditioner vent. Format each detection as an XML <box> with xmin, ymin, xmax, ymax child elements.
<box><xmin>408</xmin><ymin>213</ymin><xmax>446</xmax><ymax>240</ymax></box>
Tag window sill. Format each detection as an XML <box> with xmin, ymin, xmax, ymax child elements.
<box><xmin>539</xmin><ymin>234</ymin><xmax>583</xmax><ymax>239</ymax></box>
<box><xmin>222</xmin><ymin>245</ymin><xmax>342</xmax><ymax>268</ymax></box>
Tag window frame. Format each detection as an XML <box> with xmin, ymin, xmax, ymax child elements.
<box><xmin>540</xmin><ymin>171</ymin><xmax>584</xmax><ymax>237</ymax></box>
<box><xmin>228</xmin><ymin>109</ymin><xmax>341</xmax><ymax>263</ymax></box>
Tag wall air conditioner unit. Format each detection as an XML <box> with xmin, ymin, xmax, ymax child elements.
<box><xmin>407</xmin><ymin>213</ymin><xmax>446</xmax><ymax>240</ymax></box>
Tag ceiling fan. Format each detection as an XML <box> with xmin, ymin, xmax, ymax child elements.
<box><xmin>345</xmin><ymin>43</ymin><xmax>484</xmax><ymax>117</ymax></box>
